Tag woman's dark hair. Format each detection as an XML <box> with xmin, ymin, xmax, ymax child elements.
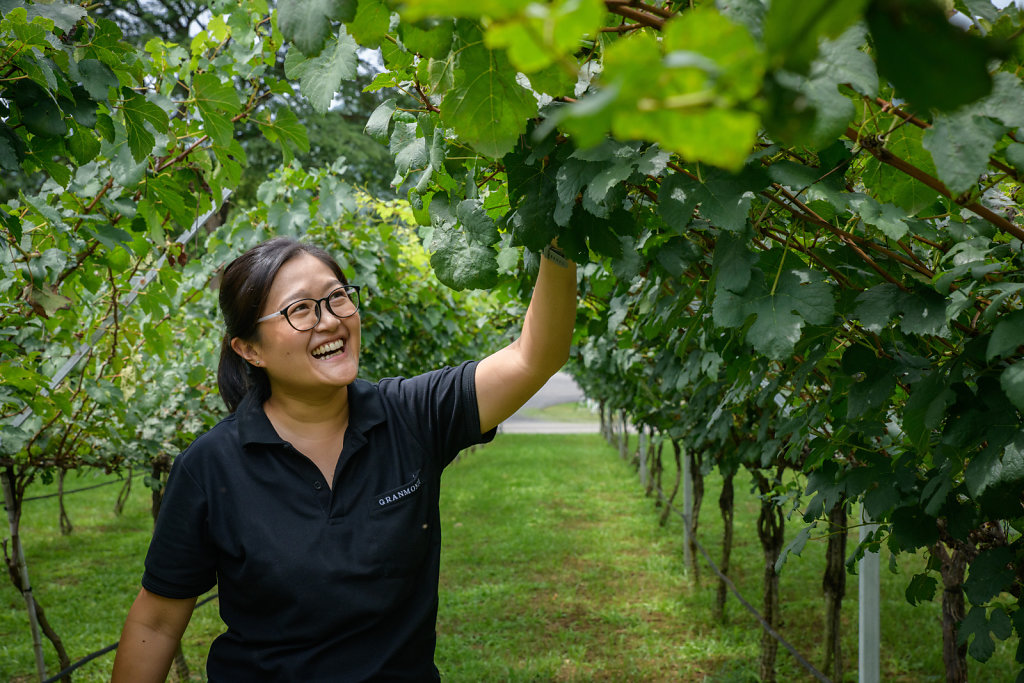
<box><xmin>217</xmin><ymin>237</ymin><xmax>347</xmax><ymax>412</ymax></box>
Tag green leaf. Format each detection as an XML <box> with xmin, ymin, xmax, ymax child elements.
<box><xmin>922</xmin><ymin>111</ymin><xmax>1005</xmax><ymax>195</ymax></box>
<box><xmin>986</xmin><ymin>310</ymin><xmax>1024</xmax><ymax>362</ymax></box>
<box><xmin>85</xmin><ymin>223</ymin><xmax>134</xmax><ymax>251</ymax></box>
<box><xmin>774</xmin><ymin>524</ymin><xmax>813</xmax><ymax>572</ymax></box>
<box><xmin>364</xmin><ymin>98</ymin><xmax>397</xmax><ymax>144</ymax></box>
<box><xmin>429</xmin><ymin>196</ymin><xmax>499</xmax><ymax>290</ymax></box>
<box><xmin>389</xmin><ymin>120</ymin><xmax>428</xmax><ymax>186</ymax></box>
<box><xmin>888</xmin><ymin>505</ymin><xmax>939</xmax><ymax>551</ymax></box>
<box><xmin>24</xmin><ymin>1</ymin><xmax>86</xmax><ymax>32</ymax></box>
<box><xmin>861</xmin><ymin>124</ymin><xmax>940</xmax><ymax>213</ymax></box>
<box><xmin>849</xmin><ymin>195</ymin><xmax>910</xmax><ymax>241</ymax></box>
<box><xmin>900</xmin><ymin>289</ymin><xmax>948</xmax><ymax>338</ymax></box>
<box><xmin>680</xmin><ymin>166</ymin><xmax>769</xmax><ymax>232</ymax></box>
<box><xmin>439</xmin><ymin>38</ymin><xmax>537</xmax><ymax>158</ymax></box>
<box><xmin>26</xmin><ymin>283</ymin><xmax>71</xmax><ymax>318</ymax></box>
<box><xmin>285</xmin><ymin>27</ymin><xmax>358</xmax><ymax>115</ymax></box>
<box><xmin>554</xmin><ymin>158</ymin><xmax>597</xmax><ymax>227</ymax></box>
<box><xmin>1000</xmin><ymin>361</ymin><xmax>1024</xmax><ymax>412</ymax></box>
<box><xmin>192</xmin><ymin>73</ymin><xmax>240</xmax><ymax>147</ymax></box>
<box><xmin>455</xmin><ymin>199</ymin><xmax>499</xmax><ymax>245</ymax></box>
<box><xmin>1005</xmin><ymin>142</ymin><xmax>1024</xmax><ymax>173</ymax></box>
<box><xmin>903</xmin><ymin>371</ymin><xmax>955</xmax><ymax>450</ymax></box>
<box><xmin>120</xmin><ymin>88</ymin><xmax>167</xmax><ymax>162</ymax></box>
<box><xmin>484</xmin><ymin>0</ymin><xmax>605</xmax><ymax>74</ymax></box>
<box><xmin>256</xmin><ymin>108</ymin><xmax>310</xmax><ymax>162</ymax></box>
<box><xmin>600</xmin><ymin>10</ymin><xmax>765</xmax><ymax>170</ymax></box>
<box><xmin>318</xmin><ymin>176</ymin><xmax>355</xmax><ymax>223</ymax></box>
<box><xmin>762</xmin><ymin>0</ymin><xmax>870</xmax><ymax>72</ymax></box>
<box><xmin>399</xmin><ymin>18</ymin><xmax>455</xmax><ymax>59</ymax></box>
<box><xmin>715</xmin><ymin>267</ymin><xmax>835</xmax><ymax>359</ymax></box>
<box><xmin>867</xmin><ymin>0</ymin><xmax>1004</xmax><ymax>111</ymax></box>
<box><xmin>974</xmin><ymin>71</ymin><xmax>1024</xmax><ymax>130</ymax></box>
<box><xmin>658</xmin><ymin>172</ymin><xmax>699</xmax><ymax>233</ymax></box>
<box><xmin>854</xmin><ymin>283</ymin><xmax>900</xmax><ymax>332</ymax></box>
<box><xmin>506</xmin><ymin>146</ymin><xmax>559</xmax><ymax>251</ymax></box>
<box><xmin>277</xmin><ymin>0</ymin><xmax>355</xmax><ymax>56</ymax></box>
<box><xmin>713</xmin><ymin>231</ymin><xmax>757</xmax><ymax>294</ymax></box>
<box><xmin>349</xmin><ymin>0</ymin><xmax>391</xmax><ymax>48</ymax></box>
<box><xmin>14</xmin><ymin>82</ymin><xmax>67</xmax><ymax>138</ymax></box>
<box><xmin>526</xmin><ymin>62</ymin><xmax>576</xmax><ymax>97</ymax></box>
<box><xmin>958</xmin><ymin>605</ymin><xmax>998</xmax><ymax>662</ymax></box>
<box><xmin>788</xmin><ymin>25</ymin><xmax>877</xmax><ymax>147</ymax></box>
<box><xmin>401</xmin><ymin>0</ymin><xmax>531</xmax><ymax>21</ymax></box>
<box><xmin>905</xmin><ymin>572</ymin><xmax>938</xmax><ymax>606</ymax></box>
<box><xmin>842</xmin><ymin>344</ymin><xmax>896</xmax><ymax>420</ymax></box>
<box><xmin>964</xmin><ymin>548</ymin><xmax>1015</xmax><ymax>605</ymax></box>
<box><xmin>76</xmin><ymin>58</ymin><xmax>119</xmax><ymax>101</ymax></box>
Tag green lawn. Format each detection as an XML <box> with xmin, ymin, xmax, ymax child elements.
<box><xmin>1</xmin><ymin>432</ymin><xmax>1019</xmax><ymax>681</ymax></box>
<box><xmin>517</xmin><ymin>401</ymin><xmax>599</xmax><ymax>422</ymax></box>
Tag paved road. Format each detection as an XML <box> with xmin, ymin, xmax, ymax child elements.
<box><xmin>499</xmin><ymin>371</ymin><xmax>601</xmax><ymax>434</ymax></box>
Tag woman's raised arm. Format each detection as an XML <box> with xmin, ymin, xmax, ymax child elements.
<box><xmin>475</xmin><ymin>247</ymin><xmax>578</xmax><ymax>433</ymax></box>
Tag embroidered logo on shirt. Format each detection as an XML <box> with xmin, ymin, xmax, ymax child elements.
<box><xmin>377</xmin><ymin>475</ymin><xmax>422</xmax><ymax>507</ymax></box>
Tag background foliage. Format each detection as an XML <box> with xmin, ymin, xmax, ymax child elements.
<box><xmin>2</xmin><ymin>0</ymin><xmax>1024</xmax><ymax>680</ymax></box>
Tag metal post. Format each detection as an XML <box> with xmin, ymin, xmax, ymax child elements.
<box><xmin>859</xmin><ymin>508</ymin><xmax>880</xmax><ymax>683</ymax></box>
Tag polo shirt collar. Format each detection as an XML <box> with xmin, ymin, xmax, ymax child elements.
<box><xmin>236</xmin><ymin>380</ymin><xmax>386</xmax><ymax>448</ymax></box>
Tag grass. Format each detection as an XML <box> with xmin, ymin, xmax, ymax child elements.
<box><xmin>517</xmin><ymin>401</ymin><xmax>600</xmax><ymax>423</ymax></box>
<box><xmin>1</xmin><ymin>431</ymin><xmax>1020</xmax><ymax>681</ymax></box>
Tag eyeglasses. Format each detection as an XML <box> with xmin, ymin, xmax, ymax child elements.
<box><xmin>256</xmin><ymin>285</ymin><xmax>361</xmax><ymax>332</ymax></box>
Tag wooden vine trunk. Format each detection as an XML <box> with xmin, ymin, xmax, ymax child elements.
<box><xmin>822</xmin><ymin>501</ymin><xmax>848</xmax><ymax>680</ymax></box>
<box><xmin>714</xmin><ymin>470</ymin><xmax>735</xmax><ymax>623</ymax></box>
<box><xmin>660</xmin><ymin>440</ymin><xmax>683</xmax><ymax>526</ymax></box>
<box><xmin>686</xmin><ymin>450</ymin><xmax>704</xmax><ymax>580</ymax></box>
<box><xmin>57</xmin><ymin>468</ymin><xmax>73</xmax><ymax>536</ymax></box>
<box><xmin>114</xmin><ymin>467</ymin><xmax>133</xmax><ymax>516</ymax></box>
<box><xmin>756</xmin><ymin>473</ymin><xmax>785</xmax><ymax>683</ymax></box>
<box><xmin>931</xmin><ymin>540</ymin><xmax>970</xmax><ymax>682</ymax></box>
<box><xmin>2</xmin><ymin>467</ymin><xmax>72</xmax><ymax>682</ymax></box>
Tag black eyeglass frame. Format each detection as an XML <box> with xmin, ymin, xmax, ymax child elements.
<box><xmin>255</xmin><ymin>285</ymin><xmax>361</xmax><ymax>332</ymax></box>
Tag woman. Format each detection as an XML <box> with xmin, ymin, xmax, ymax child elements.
<box><xmin>112</xmin><ymin>236</ymin><xmax>576</xmax><ymax>681</ymax></box>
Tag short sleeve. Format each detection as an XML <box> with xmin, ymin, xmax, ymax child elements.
<box><xmin>142</xmin><ymin>451</ymin><xmax>217</xmax><ymax>598</ymax></box>
<box><xmin>383</xmin><ymin>360</ymin><xmax>496</xmax><ymax>467</ymax></box>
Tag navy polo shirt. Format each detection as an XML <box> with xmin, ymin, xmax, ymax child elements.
<box><xmin>142</xmin><ymin>361</ymin><xmax>495</xmax><ymax>681</ymax></box>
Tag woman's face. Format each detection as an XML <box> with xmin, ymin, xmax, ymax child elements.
<box><xmin>242</xmin><ymin>252</ymin><xmax>361</xmax><ymax>397</ymax></box>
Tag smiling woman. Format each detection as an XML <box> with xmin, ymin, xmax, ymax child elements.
<box><xmin>111</xmin><ymin>236</ymin><xmax>577</xmax><ymax>682</ymax></box>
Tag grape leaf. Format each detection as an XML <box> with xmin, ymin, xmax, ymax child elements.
<box><xmin>277</xmin><ymin>0</ymin><xmax>355</xmax><ymax>56</ymax></box>
<box><xmin>192</xmin><ymin>73</ymin><xmax>240</xmax><ymax>146</ymax></box>
<box><xmin>658</xmin><ymin>172</ymin><xmax>699</xmax><ymax>233</ymax></box>
<box><xmin>986</xmin><ymin>310</ymin><xmax>1024</xmax><ymax>361</ymax></box>
<box><xmin>120</xmin><ymin>88</ymin><xmax>167</xmax><ymax>162</ymax></box>
<box><xmin>964</xmin><ymin>548</ymin><xmax>1015</xmax><ymax>605</ymax></box>
<box><xmin>429</xmin><ymin>196</ymin><xmax>499</xmax><ymax>290</ymax></box>
<box><xmin>439</xmin><ymin>38</ymin><xmax>537</xmax><ymax>158</ymax></box>
<box><xmin>349</xmin><ymin>0</ymin><xmax>390</xmax><ymax>48</ymax></box>
<box><xmin>484</xmin><ymin>0</ymin><xmax>604</xmax><ymax>74</ymax></box>
<box><xmin>905</xmin><ymin>572</ymin><xmax>938</xmax><ymax>606</ymax></box>
<box><xmin>867</xmin><ymin>0</ymin><xmax>1002</xmax><ymax>111</ymax></box>
<box><xmin>1000</xmin><ymin>361</ymin><xmax>1024</xmax><ymax>412</ymax></box>
<box><xmin>923</xmin><ymin>111</ymin><xmax>1005</xmax><ymax>195</ymax></box>
<box><xmin>714</xmin><ymin>267</ymin><xmax>834</xmax><ymax>359</ymax></box>
<box><xmin>76</xmin><ymin>59</ymin><xmax>119</xmax><ymax>101</ymax></box>
<box><xmin>285</xmin><ymin>27</ymin><xmax>358</xmax><ymax>115</ymax></box>
<box><xmin>762</xmin><ymin>0</ymin><xmax>869</xmax><ymax>72</ymax></box>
